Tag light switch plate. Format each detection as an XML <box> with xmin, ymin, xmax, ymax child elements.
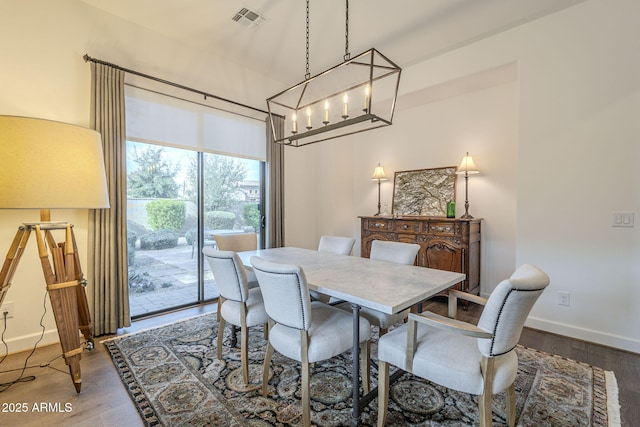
<box><xmin>612</xmin><ymin>212</ymin><xmax>634</xmax><ymax>228</ymax></box>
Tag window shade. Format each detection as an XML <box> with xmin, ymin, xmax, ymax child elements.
<box><xmin>125</xmin><ymin>86</ymin><xmax>266</xmax><ymax>161</ymax></box>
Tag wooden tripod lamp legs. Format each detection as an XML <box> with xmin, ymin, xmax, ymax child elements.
<box><xmin>0</xmin><ymin>223</ymin><xmax>93</xmax><ymax>393</ymax></box>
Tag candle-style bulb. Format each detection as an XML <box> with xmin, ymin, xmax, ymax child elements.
<box><xmin>342</xmin><ymin>93</ymin><xmax>349</xmax><ymax>119</ymax></box>
<box><xmin>364</xmin><ymin>85</ymin><xmax>370</xmax><ymax>112</ymax></box>
<box><xmin>306</xmin><ymin>107</ymin><xmax>312</xmax><ymax>130</ymax></box>
<box><xmin>291</xmin><ymin>112</ymin><xmax>297</xmax><ymax>134</ymax></box>
<box><xmin>323</xmin><ymin>100</ymin><xmax>330</xmax><ymax>125</ymax></box>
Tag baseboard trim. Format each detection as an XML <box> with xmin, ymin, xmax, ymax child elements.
<box><xmin>4</xmin><ymin>329</ymin><xmax>60</xmax><ymax>355</ymax></box>
<box><xmin>525</xmin><ymin>316</ymin><xmax>640</xmax><ymax>354</ymax></box>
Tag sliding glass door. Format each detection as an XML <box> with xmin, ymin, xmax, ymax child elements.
<box><xmin>124</xmin><ymin>83</ymin><xmax>267</xmax><ymax>318</ymax></box>
<box><xmin>126</xmin><ymin>141</ymin><xmax>263</xmax><ymax>317</ymax></box>
<box><xmin>201</xmin><ymin>153</ymin><xmax>263</xmax><ymax>300</ymax></box>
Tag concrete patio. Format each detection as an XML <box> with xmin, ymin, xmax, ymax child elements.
<box><xmin>128</xmin><ymin>239</ymin><xmax>219</xmax><ymax>317</ymax></box>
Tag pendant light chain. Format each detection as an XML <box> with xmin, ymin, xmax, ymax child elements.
<box><xmin>305</xmin><ymin>0</ymin><xmax>311</xmax><ymax>80</ymax></box>
<box><xmin>267</xmin><ymin>0</ymin><xmax>401</xmax><ymax>147</ymax></box>
<box><xmin>344</xmin><ymin>0</ymin><xmax>350</xmax><ymax>61</ymax></box>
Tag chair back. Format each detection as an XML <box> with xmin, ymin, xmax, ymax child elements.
<box><xmin>370</xmin><ymin>240</ymin><xmax>420</xmax><ymax>265</ymax></box>
<box><xmin>318</xmin><ymin>235</ymin><xmax>356</xmax><ymax>255</ymax></box>
<box><xmin>214</xmin><ymin>233</ymin><xmax>257</xmax><ymax>252</ymax></box>
<box><xmin>477</xmin><ymin>264</ymin><xmax>550</xmax><ymax>357</ymax></box>
<box><xmin>203</xmin><ymin>248</ymin><xmax>249</xmax><ymax>302</ymax></box>
<box><xmin>250</xmin><ymin>256</ymin><xmax>311</xmax><ymax>331</ymax></box>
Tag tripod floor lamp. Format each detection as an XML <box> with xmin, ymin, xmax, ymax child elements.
<box><xmin>0</xmin><ymin>115</ymin><xmax>110</xmax><ymax>392</ymax></box>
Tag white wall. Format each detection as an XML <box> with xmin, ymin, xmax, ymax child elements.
<box><xmin>0</xmin><ymin>0</ymin><xmax>282</xmax><ymax>352</ymax></box>
<box><xmin>284</xmin><ymin>0</ymin><xmax>640</xmax><ymax>352</ymax></box>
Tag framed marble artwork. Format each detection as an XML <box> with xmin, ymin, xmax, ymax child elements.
<box><xmin>392</xmin><ymin>166</ymin><xmax>457</xmax><ymax>216</ymax></box>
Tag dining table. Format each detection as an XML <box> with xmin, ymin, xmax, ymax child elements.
<box><xmin>238</xmin><ymin>246</ymin><xmax>465</xmax><ymax>426</ymax></box>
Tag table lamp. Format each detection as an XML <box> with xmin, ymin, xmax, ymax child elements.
<box><xmin>455</xmin><ymin>152</ymin><xmax>479</xmax><ymax>219</ymax></box>
<box><xmin>371</xmin><ymin>163</ymin><xmax>388</xmax><ymax>216</ymax></box>
<box><xmin>0</xmin><ymin>115</ymin><xmax>110</xmax><ymax>392</ymax></box>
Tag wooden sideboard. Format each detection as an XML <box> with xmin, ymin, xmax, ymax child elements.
<box><xmin>359</xmin><ymin>216</ymin><xmax>481</xmax><ymax>296</ymax></box>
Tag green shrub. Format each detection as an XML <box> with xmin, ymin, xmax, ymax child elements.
<box><xmin>146</xmin><ymin>200</ymin><xmax>186</xmax><ymax>231</ymax></box>
<box><xmin>243</xmin><ymin>204</ymin><xmax>260</xmax><ymax>231</ymax></box>
<box><xmin>139</xmin><ymin>229</ymin><xmax>179</xmax><ymax>250</ymax></box>
<box><xmin>204</xmin><ymin>211</ymin><xmax>235</xmax><ymax>229</ymax></box>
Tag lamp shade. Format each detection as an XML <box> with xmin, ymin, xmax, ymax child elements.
<box><xmin>371</xmin><ymin>163</ymin><xmax>388</xmax><ymax>181</ymax></box>
<box><xmin>456</xmin><ymin>152</ymin><xmax>479</xmax><ymax>175</ymax></box>
<box><xmin>0</xmin><ymin>116</ymin><xmax>110</xmax><ymax>209</ymax></box>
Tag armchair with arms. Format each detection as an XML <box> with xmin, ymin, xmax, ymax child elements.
<box><xmin>376</xmin><ymin>264</ymin><xmax>550</xmax><ymax>427</ymax></box>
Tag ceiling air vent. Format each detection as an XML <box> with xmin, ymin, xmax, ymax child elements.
<box><xmin>232</xmin><ymin>7</ymin><xmax>266</xmax><ymax>29</ymax></box>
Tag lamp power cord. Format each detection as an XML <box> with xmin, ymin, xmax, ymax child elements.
<box><xmin>0</xmin><ymin>291</ymin><xmax>50</xmax><ymax>392</ymax></box>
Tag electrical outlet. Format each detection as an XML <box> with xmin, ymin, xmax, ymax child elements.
<box><xmin>558</xmin><ymin>291</ymin><xmax>570</xmax><ymax>306</ymax></box>
<box><xmin>1</xmin><ymin>301</ymin><xmax>14</xmax><ymax>319</ymax></box>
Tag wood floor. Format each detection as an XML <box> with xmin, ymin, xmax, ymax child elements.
<box><xmin>0</xmin><ymin>300</ymin><xmax>637</xmax><ymax>426</ymax></box>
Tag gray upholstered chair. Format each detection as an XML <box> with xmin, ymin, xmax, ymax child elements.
<box><xmin>310</xmin><ymin>235</ymin><xmax>357</xmax><ymax>303</ymax></box>
<box><xmin>376</xmin><ymin>264</ymin><xmax>550</xmax><ymax>427</ymax></box>
<box><xmin>251</xmin><ymin>256</ymin><xmax>371</xmax><ymax>427</ymax></box>
<box><xmin>343</xmin><ymin>240</ymin><xmax>420</xmax><ymax>336</ymax></box>
<box><xmin>203</xmin><ymin>248</ymin><xmax>268</xmax><ymax>385</ymax></box>
<box><xmin>318</xmin><ymin>235</ymin><xmax>356</xmax><ymax>255</ymax></box>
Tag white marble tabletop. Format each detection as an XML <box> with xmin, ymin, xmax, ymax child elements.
<box><xmin>238</xmin><ymin>247</ymin><xmax>465</xmax><ymax>315</ymax></box>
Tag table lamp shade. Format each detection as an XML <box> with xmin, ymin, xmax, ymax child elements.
<box><xmin>456</xmin><ymin>153</ymin><xmax>479</xmax><ymax>175</ymax></box>
<box><xmin>371</xmin><ymin>164</ymin><xmax>388</xmax><ymax>181</ymax></box>
<box><xmin>0</xmin><ymin>115</ymin><xmax>110</xmax><ymax>210</ymax></box>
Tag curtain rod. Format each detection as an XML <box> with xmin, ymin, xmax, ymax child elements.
<box><xmin>83</xmin><ymin>54</ymin><xmax>272</xmax><ymax>116</ymax></box>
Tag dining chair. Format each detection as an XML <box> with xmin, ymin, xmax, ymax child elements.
<box><xmin>190</xmin><ymin>228</ymin><xmax>216</xmax><ymax>258</ymax></box>
<box><xmin>213</xmin><ymin>232</ymin><xmax>259</xmax><ymax>284</ymax></box>
<box><xmin>251</xmin><ymin>256</ymin><xmax>371</xmax><ymax>427</ymax></box>
<box><xmin>310</xmin><ymin>235</ymin><xmax>357</xmax><ymax>303</ymax></box>
<box><xmin>202</xmin><ymin>247</ymin><xmax>268</xmax><ymax>385</ymax></box>
<box><xmin>342</xmin><ymin>240</ymin><xmax>420</xmax><ymax>336</ymax></box>
<box><xmin>213</xmin><ymin>232</ymin><xmax>258</xmax><ymax>252</ymax></box>
<box><xmin>318</xmin><ymin>235</ymin><xmax>356</xmax><ymax>255</ymax></box>
<box><xmin>376</xmin><ymin>264</ymin><xmax>550</xmax><ymax>427</ymax></box>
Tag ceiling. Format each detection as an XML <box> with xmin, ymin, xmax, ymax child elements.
<box><xmin>80</xmin><ymin>0</ymin><xmax>584</xmax><ymax>86</ymax></box>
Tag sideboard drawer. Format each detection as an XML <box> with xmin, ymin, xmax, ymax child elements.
<box><xmin>364</xmin><ymin>218</ymin><xmax>392</xmax><ymax>231</ymax></box>
<box><xmin>427</xmin><ymin>221</ymin><xmax>457</xmax><ymax>235</ymax></box>
<box><xmin>393</xmin><ymin>220</ymin><xmax>422</xmax><ymax>233</ymax></box>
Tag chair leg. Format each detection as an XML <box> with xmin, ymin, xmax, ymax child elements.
<box><xmin>262</xmin><ymin>342</ymin><xmax>274</xmax><ymax>397</ymax></box>
<box><xmin>377</xmin><ymin>360</ymin><xmax>389</xmax><ymax>427</ymax></box>
<box><xmin>300</xmin><ymin>330</ymin><xmax>311</xmax><ymax>427</ymax></box>
<box><xmin>478</xmin><ymin>392</ymin><xmax>492</xmax><ymax>427</ymax></box>
<box><xmin>240</xmin><ymin>324</ymin><xmax>249</xmax><ymax>384</ymax></box>
<box><xmin>360</xmin><ymin>341</ymin><xmax>370</xmax><ymax>394</ymax></box>
<box><xmin>506</xmin><ymin>383</ymin><xmax>516</xmax><ymax>427</ymax></box>
<box><xmin>301</xmin><ymin>360</ymin><xmax>311</xmax><ymax>427</ymax></box>
<box><xmin>240</xmin><ymin>304</ymin><xmax>249</xmax><ymax>384</ymax></box>
<box><xmin>479</xmin><ymin>356</ymin><xmax>495</xmax><ymax>427</ymax></box>
<box><xmin>217</xmin><ymin>296</ymin><xmax>225</xmax><ymax>323</ymax></box>
<box><xmin>217</xmin><ymin>316</ymin><xmax>226</xmax><ymax>361</ymax></box>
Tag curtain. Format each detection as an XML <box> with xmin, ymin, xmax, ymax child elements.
<box><xmin>88</xmin><ymin>62</ymin><xmax>129</xmax><ymax>335</ymax></box>
<box><xmin>266</xmin><ymin>115</ymin><xmax>285</xmax><ymax>248</ymax></box>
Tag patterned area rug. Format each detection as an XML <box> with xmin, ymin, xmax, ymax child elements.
<box><xmin>103</xmin><ymin>313</ymin><xmax>620</xmax><ymax>426</ymax></box>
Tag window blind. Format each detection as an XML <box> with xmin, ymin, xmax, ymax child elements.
<box><xmin>125</xmin><ymin>85</ymin><xmax>266</xmax><ymax>161</ymax></box>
